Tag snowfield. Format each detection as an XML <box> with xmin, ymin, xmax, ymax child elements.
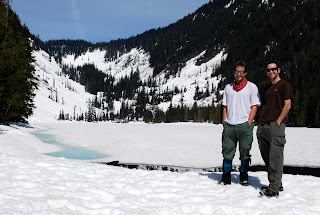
<box><xmin>0</xmin><ymin>122</ymin><xmax>320</xmax><ymax>215</ymax></box>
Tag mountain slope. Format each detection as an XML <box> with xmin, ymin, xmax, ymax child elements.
<box><xmin>30</xmin><ymin>0</ymin><xmax>320</xmax><ymax>126</ymax></box>
<box><xmin>30</xmin><ymin>50</ymin><xmax>96</xmax><ymax>122</ymax></box>
<box><xmin>31</xmin><ymin>46</ymin><xmax>226</xmax><ymax>122</ymax></box>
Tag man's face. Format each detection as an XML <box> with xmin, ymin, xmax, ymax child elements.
<box><xmin>266</xmin><ymin>63</ymin><xmax>280</xmax><ymax>80</ymax></box>
<box><xmin>234</xmin><ymin>65</ymin><xmax>247</xmax><ymax>84</ymax></box>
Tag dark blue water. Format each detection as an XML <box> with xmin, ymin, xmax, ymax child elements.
<box><xmin>32</xmin><ymin>131</ymin><xmax>107</xmax><ymax>160</ymax></box>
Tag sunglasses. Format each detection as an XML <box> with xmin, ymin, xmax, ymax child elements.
<box><xmin>234</xmin><ymin>70</ymin><xmax>246</xmax><ymax>74</ymax></box>
<box><xmin>266</xmin><ymin>68</ymin><xmax>278</xmax><ymax>72</ymax></box>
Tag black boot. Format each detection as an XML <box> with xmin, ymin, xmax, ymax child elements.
<box><xmin>218</xmin><ymin>159</ymin><xmax>232</xmax><ymax>185</ymax></box>
<box><xmin>240</xmin><ymin>172</ymin><xmax>249</xmax><ymax>186</ymax></box>
<box><xmin>239</xmin><ymin>159</ymin><xmax>250</xmax><ymax>186</ymax></box>
<box><xmin>261</xmin><ymin>185</ymin><xmax>284</xmax><ymax>192</ymax></box>
<box><xmin>259</xmin><ymin>188</ymin><xmax>279</xmax><ymax>198</ymax></box>
<box><xmin>218</xmin><ymin>171</ymin><xmax>231</xmax><ymax>185</ymax></box>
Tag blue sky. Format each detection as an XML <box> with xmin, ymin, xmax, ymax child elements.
<box><xmin>11</xmin><ymin>0</ymin><xmax>211</xmax><ymax>43</ymax></box>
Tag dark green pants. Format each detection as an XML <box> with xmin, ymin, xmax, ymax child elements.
<box><xmin>222</xmin><ymin>121</ymin><xmax>254</xmax><ymax>161</ymax></box>
<box><xmin>257</xmin><ymin>122</ymin><xmax>286</xmax><ymax>193</ymax></box>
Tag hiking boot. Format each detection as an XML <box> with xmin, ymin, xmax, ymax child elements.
<box><xmin>218</xmin><ymin>171</ymin><xmax>231</xmax><ymax>185</ymax></box>
<box><xmin>218</xmin><ymin>159</ymin><xmax>232</xmax><ymax>185</ymax></box>
<box><xmin>261</xmin><ymin>186</ymin><xmax>284</xmax><ymax>192</ymax></box>
<box><xmin>240</xmin><ymin>172</ymin><xmax>249</xmax><ymax>186</ymax></box>
<box><xmin>259</xmin><ymin>188</ymin><xmax>279</xmax><ymax>198</ymax></box>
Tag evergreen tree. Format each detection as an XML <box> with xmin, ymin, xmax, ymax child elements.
<box><xmin>0</xmin><ymin>2</ymin><xmax>37</xmax><ymax>123</ymax></box>
<box><xmin>314</xmin><ymin>100</ymin><xmax>320</xmax><ymax>128</ymax></box>
<box><xmin>85</xmin><ymin>101</ymin><xmax>96</xmax><ymax>122</ymax></box>
<box><xmin>296</xmin><ymin>92</ymin><xmax>309</xmax><ymax>127</ymax></box>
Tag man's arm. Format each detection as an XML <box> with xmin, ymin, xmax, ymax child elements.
<box><xmin>276</xmin><ymin>99</ymin><xmax>292</xmax><ymax>125</ymax></box>
<box><xmin>223</xmin><ymin>106</ymin><xmax>227</xmax><ymax>122</ymax></box>
<box><xmin>248</xmin><ymin>105</ymin><xmax>258</xmax><ymax>126</ymax></box>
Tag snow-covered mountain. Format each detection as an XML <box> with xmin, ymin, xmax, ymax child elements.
<box><xmin>28</xmin><ymin>0</ymin><xmax>320</xmax><ymax>126</ymax></box>
<box><xmin>31</xmin><ymin>47</ymin><xmax>226</xmax><ymax>121</ymax></box>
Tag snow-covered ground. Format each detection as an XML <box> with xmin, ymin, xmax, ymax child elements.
<box><xmin>0</xmin><ymin>122</ymin><xmax>320</xmax><ymax>214</ymax></box>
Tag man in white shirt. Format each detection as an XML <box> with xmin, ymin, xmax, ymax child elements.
<box><xmin>219</xmin><ymin>61</ymin><xmax>260</xmax><ymax>186</ymax></box>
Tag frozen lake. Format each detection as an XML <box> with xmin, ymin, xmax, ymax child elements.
<box><xmin>27</xmin><ymin>122</ymin><xmax>320</xmax><ymax>168</ymax></box>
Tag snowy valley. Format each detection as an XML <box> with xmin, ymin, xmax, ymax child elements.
<box><xmin>0</xmin><ymin>48</ymin><xmax>319</xmax><ymax>214</ymax></box>
<box><xmin>31</xmin><ymin>47</ymin><xmax>226</xmax><ymax>122</ymax></box>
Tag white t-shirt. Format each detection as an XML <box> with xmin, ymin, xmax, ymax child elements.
<box><xmin>222</xmin><ymin>81</ymin><xmax>261</xmax><ymax>125</ymax></box>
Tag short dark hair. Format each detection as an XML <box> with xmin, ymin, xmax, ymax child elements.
<box><xmin>233</xmin><ymin>61</ymin><xmax>247</xmax><ymax>72</ymax></box>
<box><xmin>266</xmin><ymin>60</ymin><xmax>279</xmax><ymax>68</ymax></box>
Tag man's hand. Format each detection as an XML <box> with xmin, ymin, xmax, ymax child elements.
<box><xmin>248</xmin><ymin>105</ymin><xmax>258</xmax><ymax>126</ymax></box>
<box><xmin>276</xmin><ymin>99</ymin><xmax>292</xmax><ymax>125</ymax></box>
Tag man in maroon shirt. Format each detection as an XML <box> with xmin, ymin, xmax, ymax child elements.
<box><xmin>257</xmin><ymin>61</ymin><xmax>294</xmax><ymax>198</ymax></box>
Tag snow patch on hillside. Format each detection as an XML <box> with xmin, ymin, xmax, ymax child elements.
<box><xmin>157</xmin><ymin>50</ymin><xmax>227</xmax><ymax>111</ymax></box>
<box><xmin>225</xmin><ymin>0</ymin><xmax>235</xmax><ymax>9</ymax></box>
<box><xmin>62</xmin><ymin>48</ymin><xmax>153</xmax><ymax>84</ymax></box>
<box><xmin>30</xmin><ymin>50</ymin><xmax>97</xmax><ymax>122</ymax></box>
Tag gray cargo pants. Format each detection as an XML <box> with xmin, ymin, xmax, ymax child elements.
<box><xmin>257</xmin><ymin>122</ymin><xmax>286</xmax><ymax>193</ymax></box>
